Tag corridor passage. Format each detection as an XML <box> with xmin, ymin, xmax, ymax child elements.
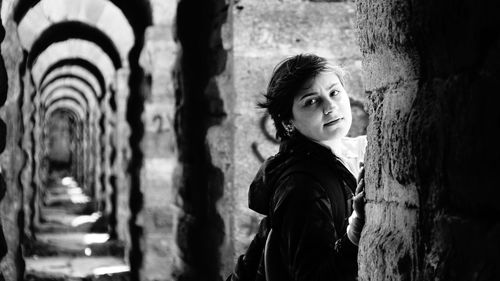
<box><xmin>25</xmin><ymin>176</ymin><xmax>128</xmax><ymax>280</ymax></box>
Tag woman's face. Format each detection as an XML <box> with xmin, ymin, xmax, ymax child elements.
<box><xmin>291</xmin><ymin>69</ymin><xmax>352</xmax><ymax>145</ymax></box>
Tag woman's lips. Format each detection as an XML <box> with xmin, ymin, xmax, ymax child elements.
<box><xmin>324</xmin><ymin>117</ymin><xmax>343</xmax><ymax>126</ymax></box>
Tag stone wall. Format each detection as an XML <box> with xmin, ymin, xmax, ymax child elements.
<box><xmin>356</xmin><ymin>0</ymin><xmax>500</xmax><ymax>280</ymax></box>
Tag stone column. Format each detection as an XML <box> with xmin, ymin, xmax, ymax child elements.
<box><xmin>114</xmin><ymin>67</ymin><xmax>132</xmax><ymax>249</ymax></box>
<box><xmin>21</xmin><ymin>67</ymin><xmax>35</xmax><ymax>242</ymax></box>
<box><xmin>173</xmin><ymin>1</ymin><xmax>230</xmax><ymax>280</ymax></box>
<box><xmin>0</xmin><ymin>4</ymin><xmax>25</xmax><ymax>279</ymax></box>
<box><xmin>137</xmin><ymin>1</ymin><xmax>179</xmax><ymax>277</ymax></box>
<box><xmin>356</xmin><ymin>0</ymin><xmax>500</xmax><ymax>280</ymax></box>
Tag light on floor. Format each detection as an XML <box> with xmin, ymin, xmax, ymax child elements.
<box><xmin>61</xmin><ymin>177</ymin><xmax>75</xmax><ymax>186</ymax></box>
<box><xmin>83</xmin><ymin>233</ymin><xmax>109</xmax><ymax>244</ymax></box>
<box><xmin>67</xmin><ymin>187</ymin><xmax>83</xmax><ymax>195</ymax></box>
<box><xmin>69</xmin><ymin>194</ymin><xmax>90</xmax><ymax>204</ymax></box>
<box><xmin>93</xmin><ymin>265</ymin><xmax>130</xmax><ymax>275</ymax></box>
<box><xmin>71</xmin><ymin>212</ymin><xmax>101</xmax><ymax>227</ymax></box>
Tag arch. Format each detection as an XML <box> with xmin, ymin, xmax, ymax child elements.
<box><xmin>41</xmin><ymin>74</ymin><xmax>99</xmax><ymax>100</ymax></box>
<box><xmin>107</xmin><ymin>0</ymin><xmax>152</xmax><ymax>34</ymax></box>
<box><xmin>41</xmin><ymin>68</ymin><xmax>102</xmax><ymax>98</ymax></box>
<box><xmin>41</xmin><ymin>84</ymin><xmax>92</xmax><ymax>109</ymax></box>
<box><xmin>48</xmin><ymin>107</ymin><xmax>82</xmax><ymax>124</ymax></box>
<box><xmin>31</xmin><ymin>39</ymin><xmax>114</xmax><ymax>87</ymax></box>
<box><xmin>45</xmin><ymin>99</ymin><xmax>86</xmax><ymax>122</ymax></box>
<box><xmin>16</xmin><ymin>0</ymin><xmax>134</xmax><ymax>57</ymax></box>
<box><xmin>44</xmin><ymin>89</ymin><xmax>88</xmax><ymax>112</ymax></box>
<box><xmin>38</xmin><ymin>58</ymin><xmax>106</xmax><ymax>96</ymax></box>
<box><xmin>45</xmin><ymin>96</ymin><xmax>85</xmax><ymax>114</ymax></box>
<box><xmin>27</xmin><ymin>21</ymin><xmax>121</xmax><ymax>69</ymax></box>
<box><xmin>13</xmin><ymin>0</ymin><xmax>152</xmax><ymax>36</ymax></box>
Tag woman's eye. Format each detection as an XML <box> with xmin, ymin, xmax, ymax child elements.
<box><xmin>330</xmin><ymin>90</ymin><xmax>339</xmax><ymax>97</ymax></box>
<box><xmin>304</xmin><ymin>98</ymin><xmax>317</xmax><ymax>106</ymax></box>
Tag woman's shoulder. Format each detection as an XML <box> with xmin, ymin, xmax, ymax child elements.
<box><xmin>272</xmin><ymin>172</ymin><xmax>329</xmax><ymax>213</ymax></box>
<box><xmin>275</xmin><ymin>163</ymin><xmax>337</xmax><ymax>200</ymax></box>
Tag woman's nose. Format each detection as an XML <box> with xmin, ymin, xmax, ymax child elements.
<box><xmin>323</xmin><ymin>98</ymin><xmax>335</xmax><ymax>115</ymax></box>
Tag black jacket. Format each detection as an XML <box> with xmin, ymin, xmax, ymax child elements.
<box><xmin>228</xmin><ymin>133</ymin><xmax>359</xmax><ymax>281</ymax></box>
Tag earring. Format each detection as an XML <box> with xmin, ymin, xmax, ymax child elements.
<box><xmin>284</xmin><ymin>123</ymin><xmax>295</xmax><ymax>136</ymax></box>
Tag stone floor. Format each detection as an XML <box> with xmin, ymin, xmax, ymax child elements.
<box><xmin>24</xmin><ymin>177</ymin><xmax>129</xmax><ymax>280</ymax></box>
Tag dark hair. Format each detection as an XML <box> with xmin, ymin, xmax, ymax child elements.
<box><xmin>258</xmin><ymin>53</ymin><xmax>345</xmax><ymax>141</ymax></box>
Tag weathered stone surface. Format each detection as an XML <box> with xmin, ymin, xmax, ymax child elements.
<box><xmin>0</xmin><ymin>4</ymin><xmax>25</xmax><ymax>280</ymax></box>
<box><xmin>138</xmin><ymin>2</ymin><xmax>179</xmax><ymax>278</ymax></box>
<box><xmin>140</xmin><ymin>233</ymin><xmax>178</xmax><ymax>281</ymax></box>
<box><xmin>357</xmin><ymin>0</ymin><xmax>500</xmax><ymax>280</ymax></box>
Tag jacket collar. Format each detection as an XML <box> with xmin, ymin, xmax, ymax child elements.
<box><xmin>279</xmin><ymin>132</ymin><xmax>357</xmax><ymax>193</ymax></box>
<box><xmin>279</xmin><ymin>132</ymin><xmax>334</xmax><ymax>159</ymax></box>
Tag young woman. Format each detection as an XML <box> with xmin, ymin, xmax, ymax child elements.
<box><xmin>228</xmin><ymin>54</ymin><xmax>366</xmax><ymax>281</ymax></box>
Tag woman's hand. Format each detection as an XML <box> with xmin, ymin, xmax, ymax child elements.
<box><xmin>347</xmin><ymin>167</ymin><xmax>366</xmax><ymax>246</ymax></box>
<box><xmin>353</xmin><ymin>167</ymin><xmax>365</xmax><ymax>218</ymax></box>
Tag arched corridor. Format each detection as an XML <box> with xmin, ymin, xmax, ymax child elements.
<box><xmin>2</xmin><ymin>0</ymin><xmax>155</xmax><ymax>279</ymax></box>
<box><xmin>0</xmin><ymin>0</ymin><xmax>499</xmax><ymax>281</ymax></box>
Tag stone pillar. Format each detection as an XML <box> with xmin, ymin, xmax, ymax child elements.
<box><xmin>173</xmin><ymin>0</ymin><xmax>230</xmax><ymax>280</ymax></box>
<box><xmin>31</xmin><ymin>84</ymin><xmax>44</xmax><ymax>233</ymax></box>
<box><xmin>91</xmin><ymin>108</ymin><xmax>102</xmax><ymax>204</ymax></box>
<box><xmin>0</xmin><ymin>3</ymin><xmax>25</xmax><ymax>279</ymax></box>
<box><xmin>98</xmin><ymin>99</ymin><xmax>109</xmax><ymax>213</ymax></box>
<box><xmin>137</xmin><ymin>1</ymin><xmax>179</xmax><ymax>278</ymax></box>
<box><xmin>356</xmin><ymin>0</ymin><xmax>500</xmax><ymax>280</ymax></box>
<box><xmin>114</xmin><ymin>68</ymin><xmax>132</xmax><ymax>249</ymax></box>
<box><xmin>83</xmin><ymin>113</ymin><xmax>90</xmax><ymax>193</ymax></box>
<box><xmin>106</xmin><ymin>85</ymin><xmax>119</xmax><ymax>239</ymax></box>
<box><xmin>21</xmin><ymin>67</ymin><xmax>35</xmax><ymax>242</ymax></box>
<box><xmin>100</xmin><ymin>89</ymin><xmax>113</xmax><ymax>225</ymax></box>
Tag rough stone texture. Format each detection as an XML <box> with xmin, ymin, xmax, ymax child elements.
<box><xmin>0</xmin><ymin>4</ymin><xmax>25</xmax><ymax>280</ymax></box>
<box><xmin>137</xmin><ymin>1</ymin><xmax>179</xmax><ymax>277</ymax></box>
<box><xmin>356</xmin><ymin>0</ymin><xmax>500</xmax><ymax>280</ymax></box>
<box><xmin>21</xmin><ymin>73</ymin><xmax>35</xmax><ymax>242</ymax></box>
<box><xmin>113</xmin><ymin>68</ymin><xmax>132</xmax><ymax>263</ymax></box>
<box><xmin>229</xmin><ymin>0</ymin><xmax>366</xmax><ymax>270</ymax></box>
<box><xmin>99</xmin><ymin>90</ymin><xmax>113</xmax><ymax>231</ymax></box>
